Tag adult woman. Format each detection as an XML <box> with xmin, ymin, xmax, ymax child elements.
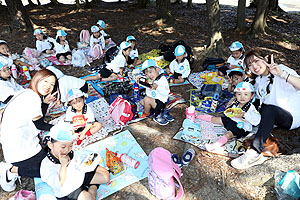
<box><xmin>0</xmin><ymin>69</ymin><xmax>58</xmax><ymax>192</ymax></box>
<box><xmin>231</xmin><ymin>48</ymin><xmax>300</xmax><ymax>169</ymax></box>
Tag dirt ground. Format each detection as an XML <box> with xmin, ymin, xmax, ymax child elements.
<box><xmin>0</xmin><ymin>1</ymin><xmax>300</xmax><ymax>199</ymax></box>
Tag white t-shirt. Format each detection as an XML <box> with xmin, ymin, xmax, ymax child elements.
<box><xmin>54</xmin><ymin>41</ymin><xmax>71</xmax><ymax>54</ymax></box>
<box><xmin>36</xmin><ymin>37</ymin><xmax>55</xmax><ymax>53</ymax></box>
<box><xmin>0</xmin><ymin>78</ymin><xmax>24</xmax><ymax>102</ymax></box>
<box><xmin>254</xmin><ymin>64</ymin><xmax>300</xmax><ymax>129</ymax></box>
<box><xmin>106</xmin><ymin>51</ymin><xmax>126</xmax><ymax>73</ymax></box>
<box><xmin>129</xmin><ymin>48</ymin><xmax>139</xmax><ymax>60</ymax></box>
<box><xmin>169</xmin><ymin>58</ymin><xmax>191</xmax><ymax>78</ymax></box>
<box><xmin>1</xmin><ymin>89</ymin><xmax>42</xmax><ymax>163</ymax></box>
<box><xmin>227</xmin><ymin>55</ymin><xmax>245</xmax><ymax>70</ymax></box>
<box><xmin>40</xmin><ymin>152</ymin><xmax>85</xmax><ymax>198</ymax></box>
<box><xmin>89</xmin><ymin>35</ymin><xmax>105</xmax><ymax>49</ymax></box>
<box><xmin>146</xmin><ymin>74</ymin><xmax>170</xmax><ymax>103</ymax></box>
<box><xmin>100</xmin><ymin>30</ymin><xmax>108</xmax><ymax>37</ymax></box>
<box><xmin>65</xmin><ymin>104</ymin><xmax>95</xmax><ymax>123</ymax></box>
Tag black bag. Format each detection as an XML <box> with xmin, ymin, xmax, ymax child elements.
<box><xmin>201</xmin><ymin>84</ymin><xmax>222</xmax><ymax>97</ymax></box>
<box><xmin>103</xmin><ymin>81</ymin><xmax>132</xmax><ymax>99</ymax></box>
<box><xmin>105</xmin><ymin>46</ymin><xmax>120</xmax><ymax>63</ymax></box>
<box><xmin>202</xmin><ymin>57</ymin><xmax>225</xmax><ymax>71</ymax></box>
<box><xmin>159</xmin><ymin>43</ymin><xmax>173</xmax><ymax>54</ymax></box>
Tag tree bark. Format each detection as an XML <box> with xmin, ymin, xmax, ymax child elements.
<box><xmin>187</xmin><ymin>0</ymin><xmax>193</xmax><ymax>8</ymax></box>
<box><xmin>236</xmin><ymin>0</ymin><xmax>246</xmax><ymax>31</ymax></box>
<box><xmin>27</xmin><ymin>0</ymin><xmax>35</xmax><ymax>6</ymax></box>
<box><xmin>200</xmin><ymin>0</ymin><xmax>227</xmax><ymax>60</ymax></box>
<box><xmin>37</xmin><ymin>0</ymin><xmax>41</xmax><ymax>6</ymax></box>
<box><xmin>269</xmin><ymin>0</ymin><xmax>284</xmax><ymax>12</ymax></box>
<box><xmin>137</xmin><ymin>0</ymin><xmax>149</xmax><ymax>8</ymax></box>
<box><xmin>156</xmin><ymin>0</ymin><xmax>173</xmax><ymax>21</ymax></box>
<box><xmin>5</xmin><ymin>0</ymin><xmax>33</xmax><ymax>32</ymax></box>
<box><xmin>250</xmin><ymin>0</ymin><xmax>269</xmax><ymax>35</ymax></box>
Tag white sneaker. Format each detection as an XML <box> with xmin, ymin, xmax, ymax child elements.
<box><xmin>0</xmin><ymin>162</ymin><xmax>20</xmax><ymax>192</ymax></box>
<box><xmin>231</xmin><ymin>149</ymin><xmax>267</xmax><ymax>170</ymax></box>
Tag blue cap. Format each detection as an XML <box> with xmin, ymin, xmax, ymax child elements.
<box><xmin>66</xmin><ymin>88</ymin><xmax>88</xmax><ymax>103</ymax></box>
<box><xmin>97</xmin><ymin>20</ymin><xmax>105</xmax><ymax>29</ymax></box>
<box><xmin>141</xmin><ymin>59</ymin><xmax>158</xmax><ymax>71</ymax></box>
<box><xmin>0</xmin><ymin>62</ymin><xmax>7</xmax><ymax>70</ymax></box>
<box><xmin>174</xmin><ymin>45</ymin><xmax>186</xmax><ymax>56</ymax></box>
<box><xmin>226</xmin><ymin>68</ymin><xmax>244</xmax><ymax>76</ymax></box>
<box><xmin>229</xmin><ymin>41</ymin><xmax>245</xmax><ymax>52</ymax></box>
<box><xmin>56</xmin><ymin>30</ymin><xmax>67</xmax><ymax>37</ymax></box>
<box><xmin>48</xmin><ymin>122</ymin><xmax>77</xmax><ymax>142</ymax></box>
<box><xmin>91</xmin><ymin>25</ymin><xmax>100</xmax><ymax>33</ymax></box>
<box><xmin>126</xmin><ymin>35</ymin><xmax>136</xmax><ymax>42</ymax></box>
<box><xmin>33</xmin><ymin>29</ymin><xmax>43</xmax><ymax>35</ymax></box>
<box><xmin>120</xmin><ymin>41</ymin><xmax>131</xmax><ymax>50</ymax></box>
<box><xmin>234</xmin><ymin>82</ymin><xmax>254</xmax><ymax>93</ymax></box>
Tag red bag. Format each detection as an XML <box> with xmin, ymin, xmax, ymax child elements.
<box><xmin>108</xmin><ymin>96</ymin><xmax>133</xmax><ymax>126</ymax></box>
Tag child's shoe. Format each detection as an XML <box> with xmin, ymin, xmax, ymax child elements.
<box><xmin>153</xmin><ymin>114</ymin><xmax>169</xmax><ymax>125</ymax></box>
<box><xmin>163</xmin><ymin>110</ymin><xmax>174</xmax><ymax>122</ymax></box>
<box><xmin>0</xmin><ymin>162</ymin><xmax>20</xmax><ymax>192</ymax></box>
<box><xmin>182</xmin><ymin>148</ymin><xmax>195</xmax><ymax>166</ymax></box>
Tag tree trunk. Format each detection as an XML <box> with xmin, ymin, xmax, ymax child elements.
<box><xmin>27</xmin><ymin>0</ymin><xmax>35</xmax><ymax>6</ymax></box>
<box><xmin>37</xmin><ymin>0</ymin><xmax>41</xmax><ymax>6</ymax></box>
<box><xmin>251</xmin><ymin>0</ymin><xmax>269</xmax><ymax>35</ymax></box>
<box><xmin>269</xmin><ymin>0</ymin><xmax>284</xmax><ymax>12</ymax></box>
<box><xmin>75</xmin><ymin>0</ymin><xmax>81</xmax><ymax>9</ymax></box>
<box><xmin>156</xmin><ymin>0</ymin><xmax>173</xmax><ymax>21</ymax></box>
<box><xmin>199</xmin><ymin>0</ymin><xmax>227</xmax><ymax>60</ymax></box>
<box><xmin>187</xmin><ymin>0</ymin><xmax>192</xmax><ymax>8</ymax></box>
<box><xmin>5</xmin><ymin>0</ymin><xmax>33</xmax><ymax>32</ymax></box>
<box><xmin>236</xmin><ymin>0</ymin><xmax>246</xmax><ymax>31</ymax></box>
<box><xmin>137</xmin><ymin>0</ymin><xmax>149</xmax><ymax>8</ymax></box>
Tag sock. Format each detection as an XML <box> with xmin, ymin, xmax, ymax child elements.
<box><xmin>85</xmin><ymin>130</ymin><xmax>92</xmax><ymax>137</ymax></box>
<box><xmin>196</xmin><ymin>114</ymin><xmax>212</xmax><ymax>122</ymax></box>
<box><xmin>205</xmin><ymin>136</ymin><xmax>228</xmax><ymax>151</ymax></box>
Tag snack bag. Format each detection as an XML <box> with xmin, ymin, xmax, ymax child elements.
<box><xmin>72</xmin><ymin>115</ymin><xmax>87</xmax><ymax>128</ymax></box>
<box><xmin>106</xmin><ymin>148</ymin><xmax>123</xmax><ymax>175</ymax></box>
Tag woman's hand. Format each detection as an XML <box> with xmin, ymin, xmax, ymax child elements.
<box><xmin>43</xmin><ymin>91</ymin><xmax>58</xmax><ymax>104</ymax></box>
<box><xmin>267</xmin><ymin>54</ymin><xmax>282</xmax><ymax>77</ymax></box>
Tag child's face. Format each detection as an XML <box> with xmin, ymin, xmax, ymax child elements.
<box><xmin>123</xmin><ymin>47</ymin><xmax>132</xmax><ymax>56</ymax></box>
<box><xmin>70</xmin><ymin>97</ymin><xmax>85</xmax><ymax>112</ymax></box>
<box><xmin>93</xmin><ymin>31</ymin><xmax>100</xmax><ymax>38</ymax></box>
<box><xmin>37</xmin><ymin>75</ymin><xmax>56</xmax><ymax>96</ymax></box>
<box><xmin>176</xmin><ymin>54</ymin><xmax>185</xmax><ymax>62</ymax></box>
<box><xmin>59</xmin><ymin>36</ymin><xmax>66</xmax><ymax>41</ymax></box>
<box><xmin>48</xmin><ymin>140</ymin><xmax>73</xmax><ymax>159</ymax></box>
<box><xmin>231</xmin><ymin>74</ymin><xmax>244</xmax><ymax>86</ymax></box>
<box><xmin>144</xmin><ymin>67</ymin><xmax>160</xmax><ymax>80</ymax></box>
<box><xmin>128</xmin><ymin>40</ymin><xmax>136</xmax><ymax>48</ymax></box>
<box><xmin>235</xmin><ymin>91</ymin><xmax>254</xmax><ymax>105</ymax></box>
<box><xmin>231</xmin><ymin>50</ymin><xmax>243</xmax><ymax>59</ymax></box>
<box><xmin>35</xmin><ymin>33</ymin><xmax>44</xmax><ymax>41</ymax></box>
<box><xmin>0</xmin><ymin>44</ymin><xmax>10</xmax><ymax>55</ymax></box>
<box><xmin>0</xmin><ymin>66</ymin><xmax>11</xmax><ymax>79</ymax></box>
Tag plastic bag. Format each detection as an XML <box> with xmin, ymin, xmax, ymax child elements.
<box><xmin>275</xmin><ymin>170</ymin><xmax>300</xmax><ymax>200</ymax></box>
<box><xmin>106</xmin><ymin>148</ymin><xmax>123</xmax><ymax>175</ymax></box>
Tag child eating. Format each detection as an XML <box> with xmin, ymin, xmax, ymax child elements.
<box><xmin>65</xmin><ymin>88</ymin><xmax>102</xmax><ymax>145</ymax></box>
<box><xmin>227</xmin><ymin>41</ymin><xmax>245</xmax><ymax>69</ymax></box>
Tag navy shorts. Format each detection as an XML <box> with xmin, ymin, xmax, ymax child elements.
<box><xmin>99</xmin><ymin>66</ymin><xmax>113</xmax><ymax>78</ymax></box>
<box><xmin>221</xmin><ymin>116</ymin><xmax>248</xmax><ymax>138</ymax></box>
<box><xmin>173</xmin><ymin>72</ymin><xmax>183</xmax><ymax>79</ymax></box>
<box><xmin>152</xmin><ymin>99</ymin><xmax>166</xmax><ymax>116</ymax></box>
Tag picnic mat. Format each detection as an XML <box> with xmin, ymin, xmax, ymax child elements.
<box><xmin>46</xmin><ymin>56</ymin><xmax>71</xmax><ymax>66</ymax></box>
<box><xmin>34</xmin><ymin>130</ymin><xmax>148</xmax><ymax>200</ymax></box>
<box><xmin>173</xmin><ymin>118</ymin><xmax>255</xmax><ymax>157</ymax></box>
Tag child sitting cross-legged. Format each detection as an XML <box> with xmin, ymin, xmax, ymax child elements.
<box><xmin>165</xmin><ymin>45</ymin><xmax>191</xmax><ymax>84</ymax></box>
<box><xmin>83</xmin><ymin>41</ymin><xmax>132</xmax><ymax>82</ymax></box>
<box><xmin>198</xmin><ymin>82</ymin><xmax>261</xmax><ymax>153</ymax></box>
<box><xmin>137</xmin><ymin>59</ymin><xmax>173</xmax><ymax>125</ymax></box>
<box><xmin>40</xmin><ymin>122</ymin><xmax>110</xmax><ymax>200</ymax></box>
<box><xmin>65</xmin><ymin>88</ymin><xmax>102</xmax><ymax>145</ymax></box>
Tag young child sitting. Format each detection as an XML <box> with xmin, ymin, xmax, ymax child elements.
<box><xmin>65</xmin><ymin>89</ymin><xmax>102</xmax><ymax>145</ymax></box>
<box><xmin>34</xmin><ymin>29</ymin><xmax>55</xmax><ymax>54</ymax></box>
<box><xmin>90</xmin><ymin>25</ymin><xmax>105</xmax><ymax>50</ymax></box>
<box><xmin>83</xmin><ymin>41</ymin><xmax>132</xmax><ymax>82</ymax></box>
<box><xmin>0</xmin><ymin>62</ymin><xmax>23</xmax><ymax>105</ymax></box>
<box><xmin>198</xmin><ymin>82</ymin><xmax>260</xmax><ymax>153</ymax></box>
<box><xmin>40</xmin><ymin>122</ymin><xmax>110</xmax><ymax>199</ymax></box>
<box><xmin>54</xmin><ymin>30</ymin><xmax>72</xmax><ymax>62</ymax></box>
<box><xmin>137</xmin><ymin>59</ymin><xmax>173</xmax><ymax>125</ymax></box>
<box><xmin>226</xmin><ymin>68</ymin><xmax>246</xmax><ymax>92</ymax></box>
<box><xmin>96</xmin><ymin>20</ymin><xmax>108</xmax><ymax>38</ymax></box>
<box><xmin>126</xmin><ymin>35</ymin><xmax>142</xmax><ymax>67</ymax></box>
<box><xmin>227</xmin><ymin>41</ymin><xmax>245</xmax><ymax>70</ymax></box>
<box><xmin>165</xmin><ymin>45</ymin><xmax>191</xmax><ymax>84</ymax></box>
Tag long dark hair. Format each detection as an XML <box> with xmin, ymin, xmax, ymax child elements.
<box><xmin>29</xmin><ymin>69</ymin><xmax>58</xmax><ymax>96</ymax></box>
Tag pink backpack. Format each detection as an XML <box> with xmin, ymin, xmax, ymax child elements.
<box><xmin>108</xmin><ymin>96</ymin><xmax>133</xmax><ymax>126</ymax></box>
<box><xmin>79</xmin><ymin>30</ymin><xmax>90</xmax><ymax>44</ymax></box>
<box><xmin>91</xmin><ymin>44</ymin><xmax>103</xmax><ymax>60</ymax></box>
<box><xmin>148</xmin><ymin>147</ymin><xmax>184</xmax><ymax>200</ymax></box>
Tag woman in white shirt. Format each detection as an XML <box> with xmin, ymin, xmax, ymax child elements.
<box><xmin>231</xmin><ymin>48</ymin><xmax>300</xmax><ymax>169</ymax></box>
<box><xmin>0</xmin><ymin>69</ymin><xmax>58</xmax><ymax>192</ymax></box>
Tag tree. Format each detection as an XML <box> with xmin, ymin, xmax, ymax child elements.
<box><xmin>156</xmin><ymin>0</ymin><xmax>173</xmax><ymax>21</ymax></box>
<box><xmin>199</xmin><ymin>0</ymin><xmax>227</xmax><ymax>60</ymax></box>
<box><xmin>5</xmin><ymin>0</ymin><xmax>33</xmax><ymax>32</ymax></box>
<box><xmin>187</xmin><ymin>0</ymin><xmax>193</xmax><ymax>8</ymax></box>
<box><xmin>250</xmin><ymin>0</ymin><xmax>269</xmax><ymax>35</ymax></box>
<box><xmin>236</xmin><ymin>0</ymin><xmax>246</xmax><ymax>31</ymax></box>
<box><xmin>137</xmin><ymin>0</ymin><xmax>149</xmax><ymax>8</ymax></box>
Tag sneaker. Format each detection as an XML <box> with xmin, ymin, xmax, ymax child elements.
<box><xmin>153</xmin><ymin>114</ymin><xmax>169</xmax><ymax>125</ymax></box>
<box><xmin>231</xmin><ymin>149</ymin><xmax>267</xmax><ymax>170</ymax></box>
<box><xmin>182</xmin><ymin>148</ymin><xmax>195</xmax><ymax>166</ymax></box>
<box><xmin>163</xmin><ymin>111</ymin><xmax>174</xmax><ymax>122</ymax></box>
<box><xmin>0</xmin><ymin>162</ymin><xmax>20</xmax><ymax>192</ymax></box>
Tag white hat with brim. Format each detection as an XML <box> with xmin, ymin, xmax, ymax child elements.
<box><xmin>226</xmin><ymin>68</ymin><xmax>244</xmax><ymax>76</ymax></box>
<box><xmin>174</xmin><ymin>45</ymin><xmax>186</xmax><ymax>56</ymax></box>
<box><xmin>91</xmin><ymin>25</ymin><xmax>100</xmax><ymax>33</ymax></box>
<box><xmin>0</xmin><ymin>40</ymin><xmax>7</xmax><ymax>44</ymax></box>
<box><xmin>229</xmin><ymin>41</ymin><xmax>245</xmax><ymax>52</ymax></box>
<box><xmin>120</xmin><ymin>41</ymin><xmax>131</xmax><ymax>50</ymax></box>
<box><xmin>97</xmin><ymin>20</ymin><xmax>105</xmax><ymax>29</ymax></box>
<box><xmin>141</xmin><ymin>59</ymin><xmax>158</xmax><ymax>71</ymax></box>
<box><xmin>56</xmin><ymin>30</ymin><xmax>67</xmax><ymax>39</ymax></box>
<box><xmin>126</xmin><ymin>35</ymin><xmax>136</xmax><ymax>42</ymax></box>
<box><xmin>48</xmin><ymin>122</ymin><xmax>77</xmax><ymax>142</ymax></box>
<box><xmin>234</xmin><ymin>82</ymin><xmax>254</xmax><ymax>93</ymax></box>
<box><xmin>34</xmin><ymin>29</ymin><xmax>44</xmax><ymax>35</ymax></box>
<box><xmin>66</xmin><ymin>88</ymin><xmax>88</xmax><ymax>103</ymax></box>
<box><xmin>0</xmin><ymin>62</ymin><xmax>8</xmax><ymax>70</ymax></box>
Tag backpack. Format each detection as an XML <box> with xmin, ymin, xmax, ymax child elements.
<box><xmin>105</xmin><ymin>46</ymin><xmax>120</xmax><ymax>63</ymax></box>
<box><xmin>108</xmin><ymin>96</ymin><xmax>133</xmax><ymax>126</ymax></box>
<box><xmin>148</xmin><ymin>147</ymin><xmax>184</xmax><ymax>200</ymax></box>
<box><xmin>90</xmin><ymin>44</ymin><xmax>103</xmax><ymax>60</ymax></box>
<box><xmin>202</xmin><ymin>57</ymin><xmax>226</xmax><ymax>71</ymax></box>
<box><xmin>79</xmin><ymin>30</ymin><xmax>90</xmax><ymax>44</ymax></box>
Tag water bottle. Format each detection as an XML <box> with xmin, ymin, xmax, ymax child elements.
<box><xmin>118</xmin><ymin>153</ymin><xmax>140</xmax><ymax>169</ymax></box>
<box><xmin>22</xmin><ymin>66</ymin><xmax>31</xmax><ymax>81</ymax></box>
<box><xmin>133</xmin><ymin>82</ymin><xmax>139</xmax><ymax>99</ymax></box>
<box><xmin>210</xmin><ymin>92</ymin><xmax>219</xmax><ymax>112</ymax></box>
<box><xmin>185</xmin><ymin>106</ymin><xmax>196</xmax><ymax>122</ymax></box>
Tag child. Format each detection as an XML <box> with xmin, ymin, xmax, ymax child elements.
<box><xmin>40</xmin><ymin>122</ymin><xmax>110</xmax><ymax>199</ymax></box>
<box><xmin>199</xmin><ymin>82</ymin><xmax>260</xmax><ymax>153</ymax></box>
<box><xmin>90</xmin><ymin>25</ymin><xmax>105</xmax><ymax>50</ymax></box>
<box><xmin>138</xmin><ymin>59</ymin><xmax>173</xmax><ymax>125</ymax></box>
<box><xmin>83</xmin><ymin>41</ymin><xmax>131</xmax><ymax>82</ymax></box>
<box><xmin>96</xmin><ymin>20</ymin><xmax>108</xmax><ymax>37</ymax></box>
<box><xmin>227</xmin><ymin>41</ymin><xmax>245</xmax><ymax>70</ymax></box>
<box><xmin>54</xmin><ymin>30</ymin><xmax>72</xmax><ymax>62</ymax></box>
<box><xmin>0</xmin><ymin>62</ymin><xmax>24</xmax><ymax>105</ymax></box>
<box><xmin>34</xmin><ymin>29</ymin><xmax>55</xmax><ymax>54</ymax></box>
<box><xmin>226</xmin><ymin>68</ymin><xmax>246</xmax><ymax>92</ymax></box>
<box><xmin>65</xmin><ymin>88</ymin><xmax>102</xmax><ymax>145</ymax></box>
<box><xmin>126</xmin><ymin>35</ymin><xmax>142</xmax><ymax>67</ymax></box>
<box><xmin>165</xmin><ymin>45</ymin><xmax>191</xmax><ymax>84</ymax></box>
